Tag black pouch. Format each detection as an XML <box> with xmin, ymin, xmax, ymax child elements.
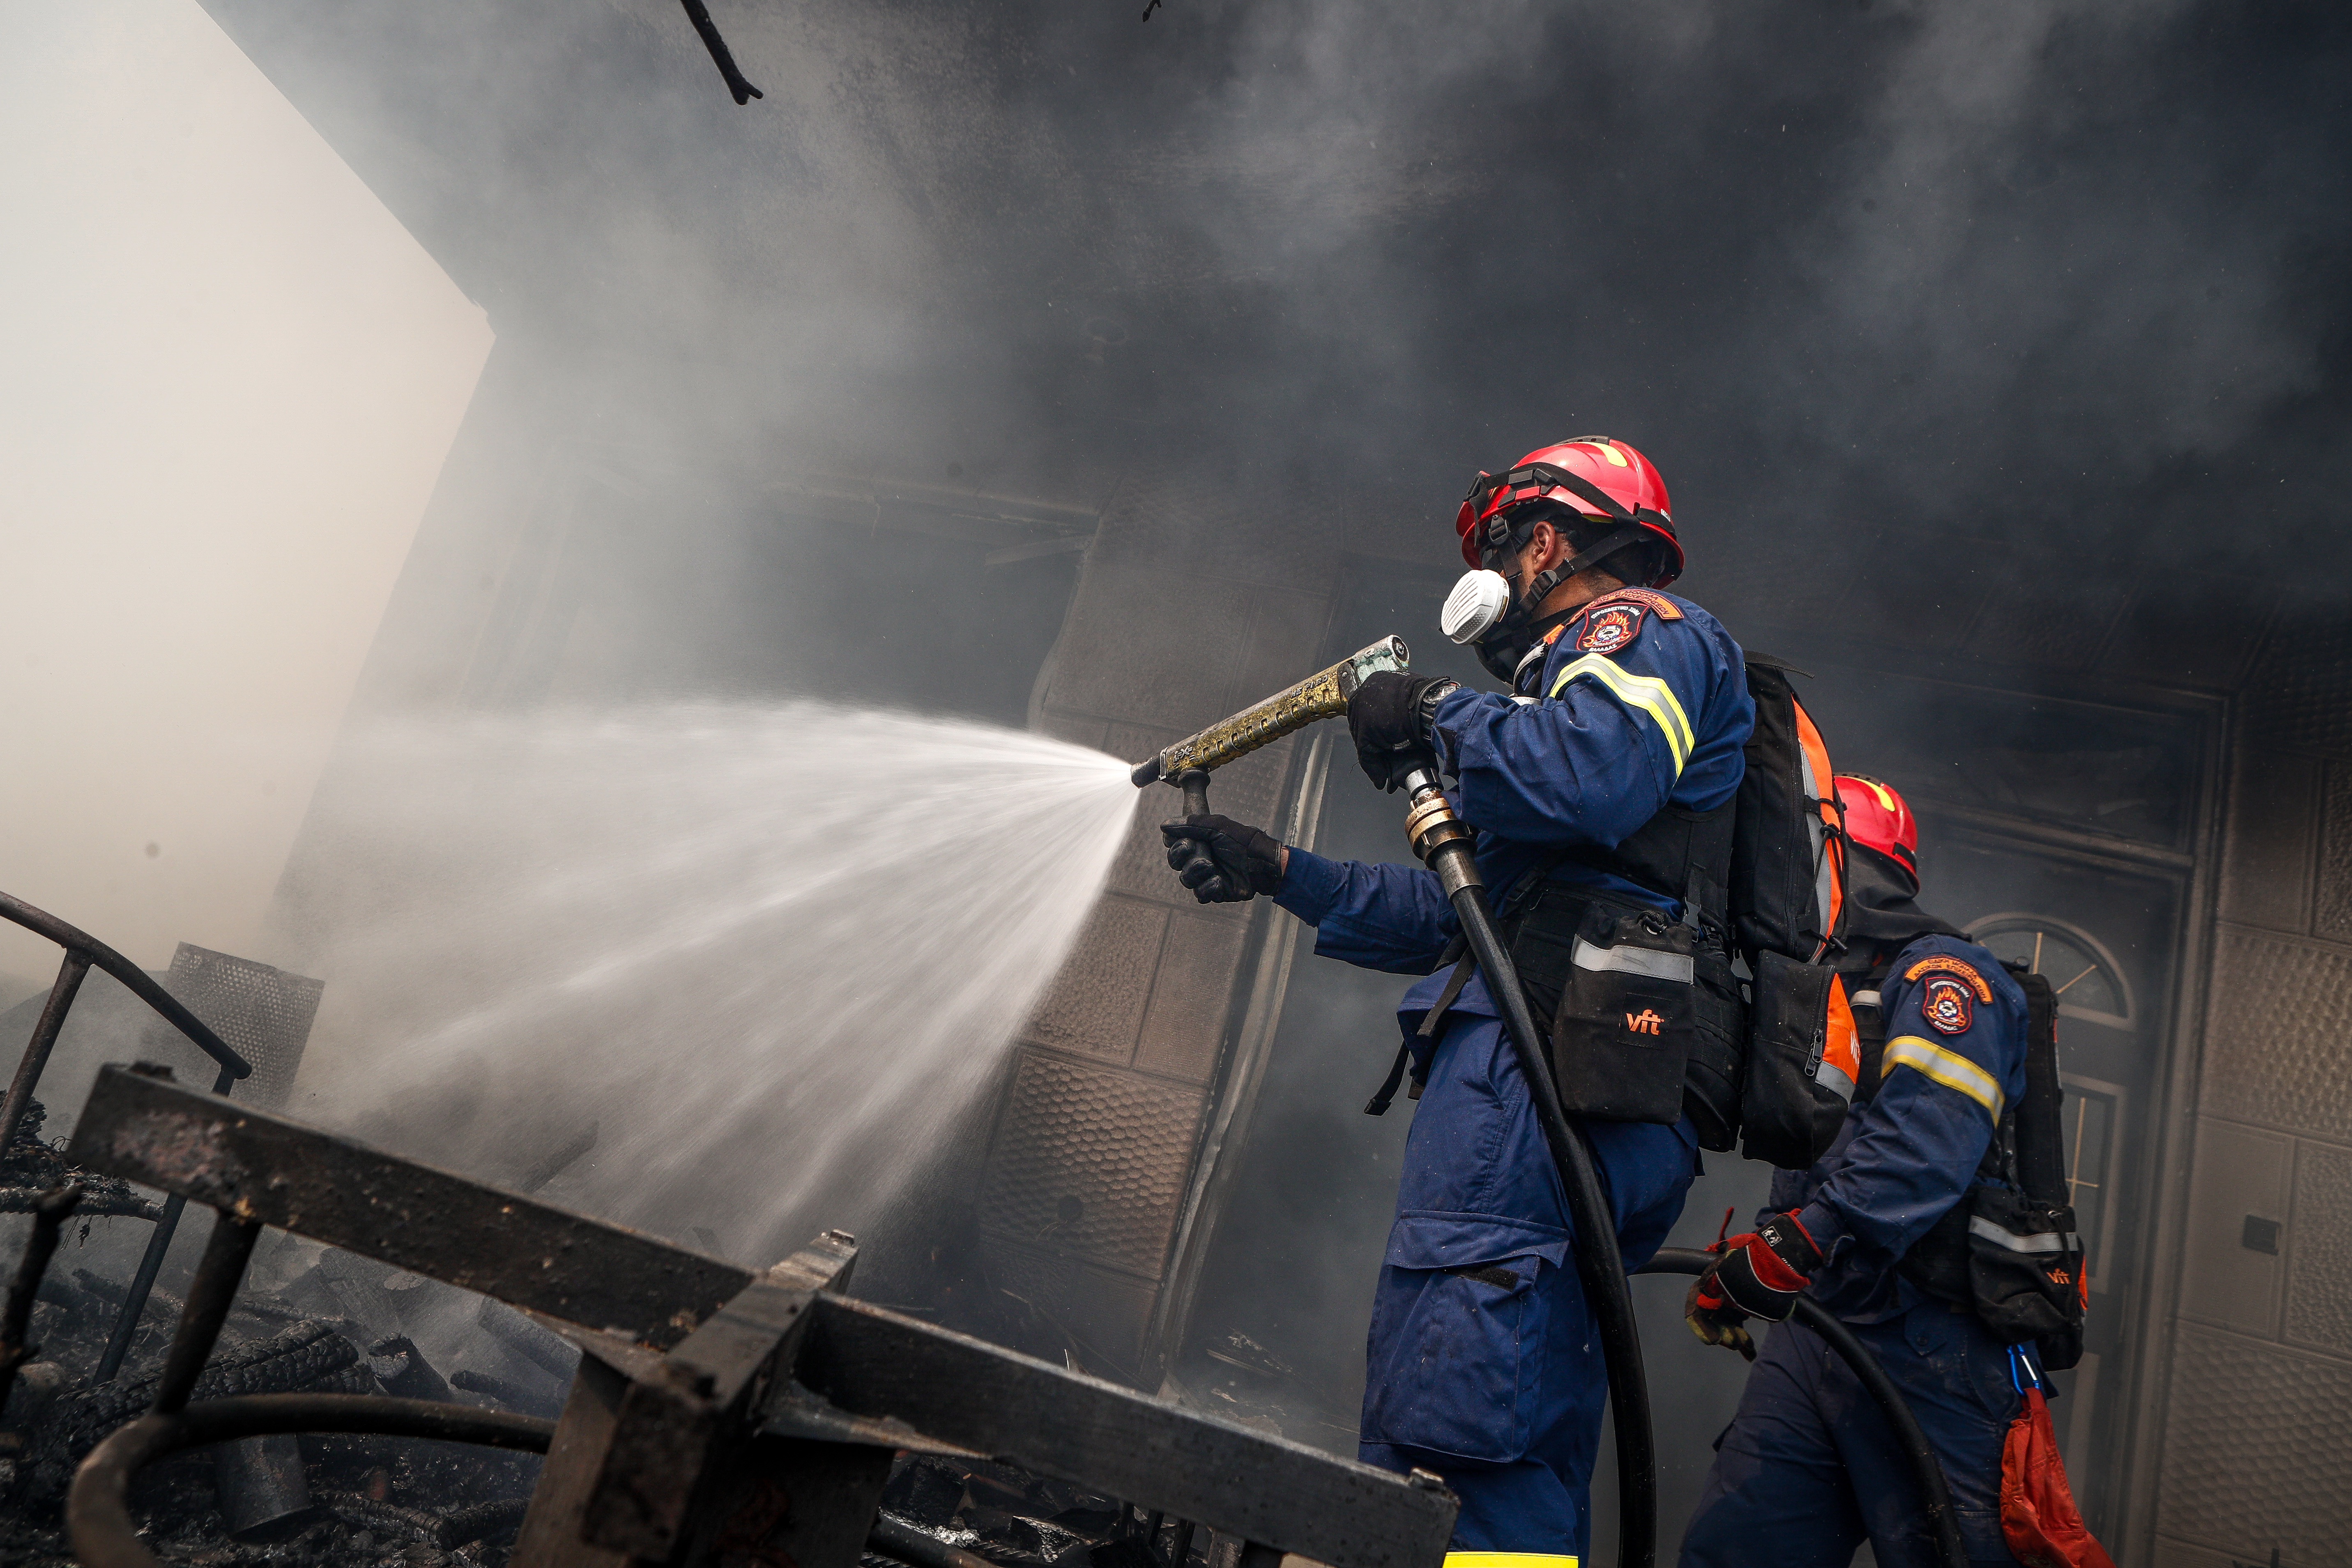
<box><xmin>1740</xmin><ymin>951</ymin><xmax>1852</xmax><ymax>1170</ymax></box>
<box><xmin>1967</xmin><ymin>1185</ymin><xmax>2087</xmax><ymax>1365</ymax></box>
<box><xmin>1546</xmin><ymin>905</ymin><xmax>1695</xmax><ymax>1125</ymax></box>
<box><xmin>1682</xmin><ymin>948</ymin><xmax>1745</xmax><ymax>1152</ymax></box>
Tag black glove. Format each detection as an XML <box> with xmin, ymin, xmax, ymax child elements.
<box><xmin>1160</xmin><ymin>814</ymin><xmax>1286</xmax><ymax>904</ymax></box>
<box><xmin>1347</xmin><ymin>672</ymin><xmax>1459</xmax><ymax>791</ymax></box>
<box><xmin>1684</xmin><ymin>1211</ymin><xmax>1825</xmax><ymax>1360</ymax></box>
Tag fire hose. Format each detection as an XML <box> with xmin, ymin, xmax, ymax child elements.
<box><xmin>1135</xmin><ymin>637</ymin><xmax>1659</xmax><ymax>1568</ymax></box>
<box><xmin>1635</xmin><ymin>1250</ymin><xmax>1969</xmax><ymax>1568</ymax></box>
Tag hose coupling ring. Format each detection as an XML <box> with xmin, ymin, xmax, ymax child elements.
<box><xmin>1404</xmin><ymin>790</ymin><xmax>1473</xmax><ymax>862</ymax></box>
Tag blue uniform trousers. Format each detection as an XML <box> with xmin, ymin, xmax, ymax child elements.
<box><xmin>1679</xmin><ymin>1303</ymin><xmax>2025</xmax><ymax>1568</ymax></box>
<box><xmin>1358</xmin><ymin>1016</ymin><xmax>1697</xmax><ymax>1561</ymax></box>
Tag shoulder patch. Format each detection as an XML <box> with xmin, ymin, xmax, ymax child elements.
<box><xmin>1586</xmin><ymin>586</ymin><xmax>1684</xmax><ymax>621</ymax></box>
<box><xmin>1902</xmin><ymin>953</ymin><xmax>1994</xmax><ymax>1002</ymax></box>
<box><xmin>1921</xmin><ymin>976</ymin><xmax>1974</xmax><ymax>1035</ymax></box>
<box><xmin>1572</xmin><ymin>601</ymin><xmax>1647</xmax><ymax>656</ymax></box>
<box><xmin>1565</xmin><ymin>588</ymin><xmax>1681</xmax><ymax>657</ymax></box>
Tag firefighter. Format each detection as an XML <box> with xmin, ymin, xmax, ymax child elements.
<box><xmin>1678</xmin><ymin>774</ymin><xmax>2031</xmax><ymax>1568</ymax></box>
<box><xmin>1161</xmin><ymin>437</ymin><xmax>1755</xmax><ymax>1563</ymax></box>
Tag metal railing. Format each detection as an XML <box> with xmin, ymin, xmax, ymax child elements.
<box><xmin>0</xmin><ymin>891</ymin><xmax>251</xmax><ymax>1380</ymax></box>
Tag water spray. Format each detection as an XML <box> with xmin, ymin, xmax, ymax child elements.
<box><xmin>1133</xmin><ymin>640</ymin><xmax>1659</xmax><ymax>1568</ymax></box>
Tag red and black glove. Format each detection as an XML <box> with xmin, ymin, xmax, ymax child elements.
<box><xmin>1684</xmin><ymin>1211</ymin><xmax>1824</xmax><ymax>1361</ymax></box>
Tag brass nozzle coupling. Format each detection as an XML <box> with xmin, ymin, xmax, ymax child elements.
<box><xmin>1400</xmin><ymin>765</ymin><xmax>1482</xmax><ymax>897</ymax></box>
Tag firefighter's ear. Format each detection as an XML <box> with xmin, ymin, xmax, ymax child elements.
<box><xmin>1517</xmin><ymin>516</ymin><xmax>1563</xmax><ymax>579</ymax></box>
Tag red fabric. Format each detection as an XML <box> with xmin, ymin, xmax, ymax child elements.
<box><xmin>1729</xmin><ymin>1232</ymin><xmax>1806</xmax><ymax>1293</ymax></box>
<box><xmin>1749</xmin><ymin>1243</ymin><xmax>1805</xmax><ymax>1293</ymax></box>
<box><xmin>2000</xmin><ymin>1389</ymin><xmax>2117</xmax><ymax>1568</ymax></box>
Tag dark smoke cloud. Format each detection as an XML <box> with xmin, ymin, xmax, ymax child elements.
<box><xmin>202</xmin><ymin>0</ymin><xmax>2344</xmax><ymax>1538</ymax></box>
<box><xmin>203</xmin><ymin>0</ymin><xmax>2348</xmax><ymax>607</ymax></box>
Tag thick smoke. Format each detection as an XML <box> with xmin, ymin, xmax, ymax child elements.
<box><xmin>192</xmin><ymin>0</ymin><xmax>2350</xmax><ymax>599</ymax></box>
<box><xmin>157</xmin><ymin>0</ymin><xmax>2348</xmax><ymax>1545</ymax></box>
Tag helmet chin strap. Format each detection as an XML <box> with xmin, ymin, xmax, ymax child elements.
<box><xmin>1512</xmin><ymin>523</ymin><xmax>1648</xmax><ymax>612</ymax></box>
<box><xmin>1468</xmin><ymin>519</ymin><xmax>1651</xmax><ymax>684</ymax></box>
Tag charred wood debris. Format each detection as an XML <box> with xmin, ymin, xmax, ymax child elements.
<box><xmin>0</xmin><ymin>1105</ymin><xmax>1210</xmax><ymax>1568</ymax></box>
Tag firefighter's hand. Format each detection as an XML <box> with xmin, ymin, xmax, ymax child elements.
<box><xmin>1160</xmin><ymin>814</ymin><xmax>1286</xmax><ymax>903</ymax></box>
<box><xmin>1683</xmin><ymin>1273</ymin><xmax>1759</xmax><ymax>1361</ymax></box>
<box><xmin>1348</xmin><ymin>672</ymin><xmax>1459</xmax><ymax>791</ymax></box>
<box><xmin>1683</xmin><ymin>1212</ymin><xmax>1824</xmax><ymax>1358</ymax></box>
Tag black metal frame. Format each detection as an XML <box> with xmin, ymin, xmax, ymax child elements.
<box><xmin>0</xmin><ymin>892</ymin><xmax>253</xmax><ymax>1382</ymax></box>
<box><xmin>58</xmin><ymin>1065</ymin><xmax>1457</xmax><ymax>1568</ymax></box>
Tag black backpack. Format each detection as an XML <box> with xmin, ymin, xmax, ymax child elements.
<box><xmin>1892</xmin><ymin>966</ymin><xmax>2088</xmax><ymax>1368</ymax></box>
<box><xmin>1724</xmin><ymin>656</ymin><xmax>1861</xmax><ymax>1170</ymax></box>
<box><xmin>1371</xmin><ymin>653</ymin><xmax>1862</xmax><ymax>1179</ymax></box>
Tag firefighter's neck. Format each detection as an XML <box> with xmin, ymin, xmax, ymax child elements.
<box><xmin>1515</xmin><ymin>519</ymin><xmax>1626</xmax><ymax>619</ymax></box>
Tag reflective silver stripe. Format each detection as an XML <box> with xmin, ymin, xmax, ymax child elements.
<box><xmin>1851</xmin><ymin>990</ymin><xmax>1881</xmax><ymax>1009</ymax></box>
<box><xmin>1967</xmin><ymin>1215</ymin><xmax>2079</xmax><ymax>1255</ymax></box>
<box><xmin>1813</xmin><ymin>1057</ymin><xmax>1856</xmax><ymax>1102</ymax></box>
<box><xmin>1571</xmin><ymin>936</ymin><xmax>1694</xmax><ymax>984</ymax></box>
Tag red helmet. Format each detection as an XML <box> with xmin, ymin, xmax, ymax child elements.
<box><xmin>1452</xmin><ymin>435</ymin><xmax>1683</xmax><ymax>587</ymax></box>
<box><xmin>1837</xmin><ymin>774</ymin><xmax>1919</xmax><ymax>887</ymax></box>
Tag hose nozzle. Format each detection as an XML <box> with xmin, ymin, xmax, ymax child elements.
<box><xmin>1131</xmin><ymin>635</ymin><xmax>1410</xmax><ymax>787</ymax></box>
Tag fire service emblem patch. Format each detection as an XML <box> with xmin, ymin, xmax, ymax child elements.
<box><xmin>1922</xmin><ymin>976</ymin><xmax>1974</xmax><ymax>1035</ymax></box>
<box><xmin>1576</xmin><ymin>604</ymin><xmax>1644</xmax><ymax>655</ymax></box>
<box><xmin>1901</xmin><ymin>953</ymin><xmax>1995</xmax><ymax>1001</ymax></box>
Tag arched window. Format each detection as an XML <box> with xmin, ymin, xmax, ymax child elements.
<box><xmin>1967</xmin><ymin>913</ymin><xmax>2134</xmax><ymax>1030</ymax></box>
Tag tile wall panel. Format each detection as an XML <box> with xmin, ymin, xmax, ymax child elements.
<box><xmin>2179</xmin><ymin>1119</ymin><xmax>2291</xmax><ymax>1337</ymax></box>
<box><xmin>2215</xmin><ymin>749</ymin><xmax>2317</xmax><ymax>934</ymax></box>
<box><xmin>1135</xmin><ymin>912</ymin><xmax>1252</xmax><ymax>1084</ymax></box>
<box><xmin>2317</xmin><ymin>764</ymin><xmax>2352</xmax><ymax>942</ymax></box>
<box><xmin>2283</xmin><ymin>1141</ymin><xmax>2352</xmax><ymax>1353</ymax></box>
<box><xmin>982</xmin><ymin>1241</ymin><xmax>1164</xmax><ymax>1382</ymax></box>
<box><xmin>982</xmin><ymin>478</ymin><xmax>1336</xmax><ymax>1386</ymax></box>
<box><xmin>1023</xmin><ymin>895</ymin><xmax>1166</xmax><ymax>1061</ymax></box>
<box><xmin>1033</xmin><ymin>564</ymin><xmax>1250</xmax><ymax>733</ymax></box>
<box><xmin>2201</xmin><ymin>928</ymin><xmax>2352</xmax><ymax>1145</ymax></box>
<box><xmin>979</xmin><ymin>1049</ymin><xmax>1206</xmax><ymax>1277</ymax></box>
<box><xmin>2156</xmin><ymin>1327</ymin><xmax>2352</xmax><ymax>1567</ymax></box>
<box><xmin>2240</xmin><ymin>614</ymin><xmax>2352</xmax><ymax>764</ymax></box>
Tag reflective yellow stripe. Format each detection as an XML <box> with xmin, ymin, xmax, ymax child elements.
<box><xmin>1445</xmin><ymin>1555</ymin><xmax>1580</xmax><ymax>1568</ymax></box>
<box><xmin>1547</xmin><ymin>654</ymin><xmax>1694</xmax><ymax>776</ymax></box>
<box><xmin>1882</xmin><ymin>1034</ymin><xmax>2003</xmax><ymax>1121</ymax></box>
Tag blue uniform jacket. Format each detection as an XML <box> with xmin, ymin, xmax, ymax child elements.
<box><xmin>1768</xmin><ymin>933</ymin><xmax>2032</xmax><ymax>1322</ymax></box>
<box><xmin>1274</xmin><ymin>587</ymin><xmax>1754</xmax><ymax>1264</ymax></box>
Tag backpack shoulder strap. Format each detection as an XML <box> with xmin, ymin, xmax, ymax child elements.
<box><xmin>2007</xmin><ymin>962</ymin><xmax>2067</xmax><ymax>1204</ymax></box>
